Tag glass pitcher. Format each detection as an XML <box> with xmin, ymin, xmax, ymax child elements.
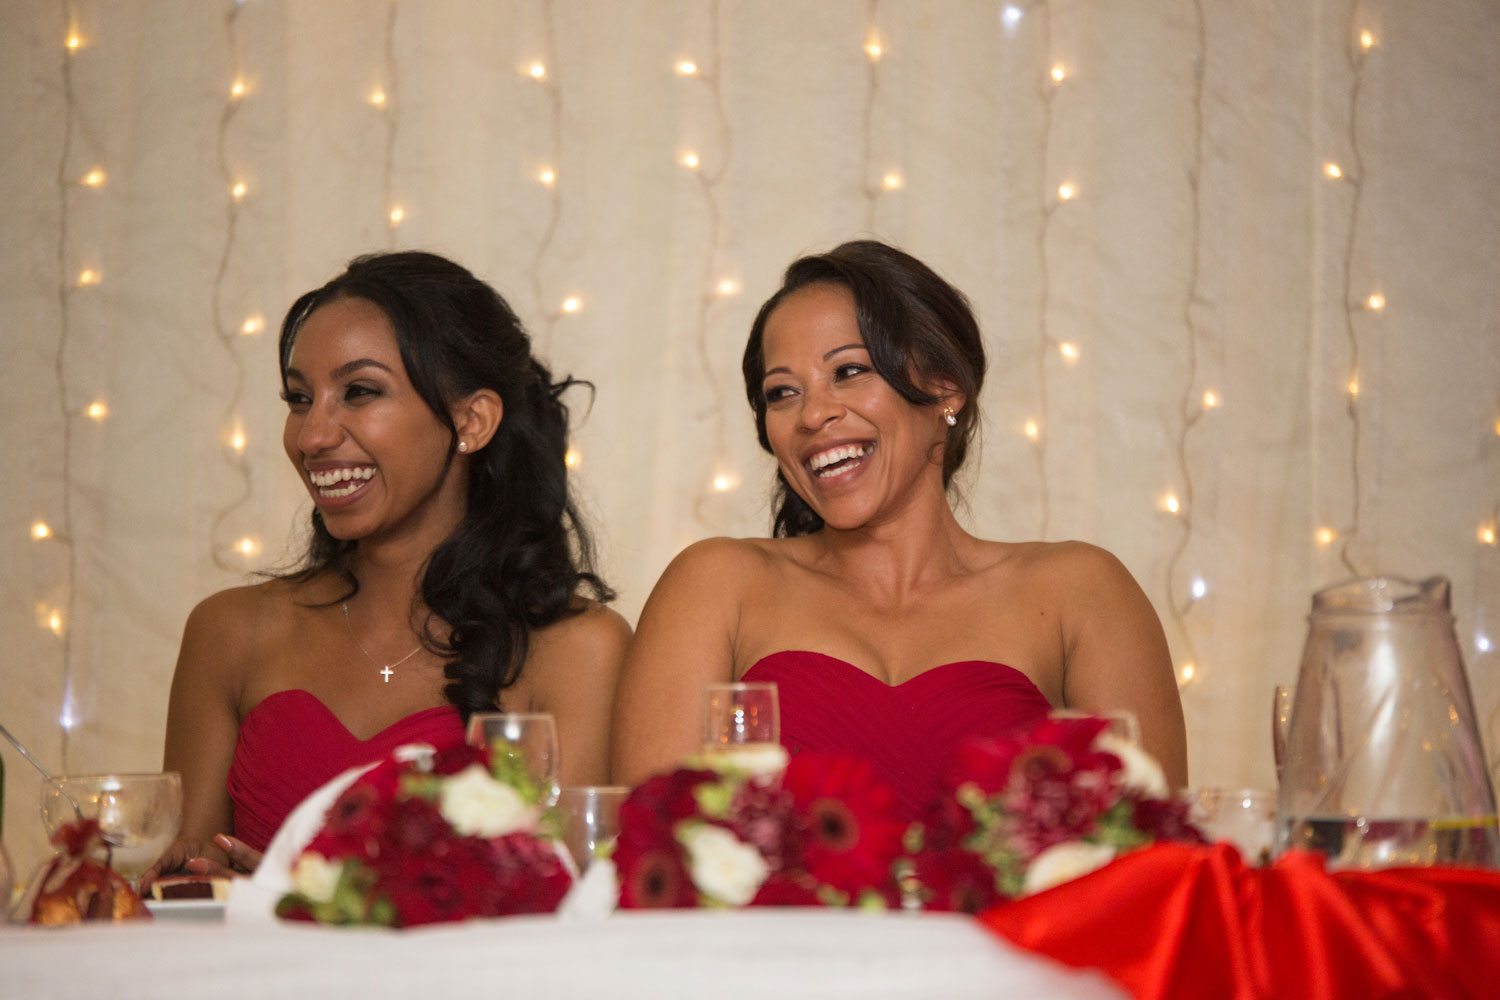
<box><xmin>1273</xmin><ymin>576</ymin><xmax>1498</xmax><ymax>868</ymax></box>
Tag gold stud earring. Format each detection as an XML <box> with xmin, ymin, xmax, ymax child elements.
<box><xmin>943</xmin><ymin>407</ymin><xmax>957</xmax><ymax>427</ymax></box>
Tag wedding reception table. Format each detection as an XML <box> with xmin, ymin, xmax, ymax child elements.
<box><xmin>0</xmin><ymin>907</ymin><xmax>1122</xmax><ymax>1000</ymax></box>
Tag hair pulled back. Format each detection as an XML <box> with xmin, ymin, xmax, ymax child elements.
<box><xmin>276</xmin><ymin>250</ymin><xmax>613</xmax><ymax>720</ymax></box>
<box><xmin>741</xmin><ymin>240</ymin><xmax>986</xmax><ymax>537</ymax></box>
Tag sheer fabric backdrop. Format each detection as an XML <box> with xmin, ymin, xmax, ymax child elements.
<box><xmin>2</xmin><ymin>0</ymin><xmax>1497</xmax><ymax>875</ymax></box>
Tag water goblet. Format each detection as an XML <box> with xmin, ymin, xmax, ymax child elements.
<box><xmin>1186</xmin><ymin>787</ymin><xmax>1277</xmax><ymax>865</ymax></box>
<box><xmin>466</xmin><ymin>712</ymin><xmax>561</xmax><ymax>807</ymax></box>
<box><xmin>703</xmin><ymin>681</ymin><xmax>783</xmax><ymax>774</ymax></box>
<box><xmin>40</xmin><ymin>772</ymin><xmax>183</xmax><ymax>892</ymax></box>
<box><xmin>556</xmin><ymin>786</ymin><xmax>628</xmax><ymax>874</ymax></box>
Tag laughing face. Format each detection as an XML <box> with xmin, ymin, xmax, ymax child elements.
<box><xmin>280</xmin><ymin>297</ymin><xmax>466</xmax><ymax>548</ymax></box>
<box><xmin>759</xmin><ymin>283</ymin><xmax>951</xmax><ymax>531</ymax></box>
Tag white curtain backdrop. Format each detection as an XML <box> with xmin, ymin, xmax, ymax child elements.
<box><xmin>2</xmin><ymin>0</ymin><xmax>1497</xmax><ymax>875</ymax></box>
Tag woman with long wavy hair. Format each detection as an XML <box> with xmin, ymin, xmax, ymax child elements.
<box><xmin>147</xmin><ymin>251</ymin><xmax>627</xmax><ymax>881</ymax></box>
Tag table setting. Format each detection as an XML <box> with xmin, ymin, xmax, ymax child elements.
<box><xmin>3</xmin><ymin>574</ymin><xmax>1500</xmax><ymax>999</ymax></box>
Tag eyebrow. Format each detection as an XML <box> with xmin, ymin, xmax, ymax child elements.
<box><xmin>284</xmin><ymin>358</ymin><xmax>394</xmax><ymax>382</ymax></box>
<box><xmin>762</xmin><ymin>343</ymin><xmax>868</xmax><ymax>380</ymax></box>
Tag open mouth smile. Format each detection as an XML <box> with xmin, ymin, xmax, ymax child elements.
<box><xmin>805</xmin><ymin>442</ymin><xmax>874</xmax><ymax>479</ymax></box>
<box><xmin>308</xmin><ymin>465</ymin><xmax>376</xmax><ymax>499</ymax></box>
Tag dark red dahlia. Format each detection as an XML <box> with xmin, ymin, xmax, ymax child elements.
<box><xmin>781</xmin><ymin>754</ymin><xmax>905</xmax><ymax>897</ymax></box>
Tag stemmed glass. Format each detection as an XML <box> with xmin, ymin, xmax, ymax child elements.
<box><xmin>465</xmin><ymin>712</ymin><xmax>561</xmax><ymax>807</ymax></box>
<box><xmin>40</xmin><ymin>772</ymin><xmax>183</xmax><ymax>893</ymax></box>
<box><xmin>556</xmin><ymin>786</ymin><xmax>628</xmax><ymax>874</ymax></box>
<box><xmin>703</xmin><ymin>682</ymin><xmax>782</xmax><ymax>773</ymax></box>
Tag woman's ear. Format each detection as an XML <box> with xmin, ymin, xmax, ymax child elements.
<box><xmin>933</xmin><ymin>380</ymin><xmax>966</xmax><ymax>420</ymax></box>
<box><xmin>452</xmin><ymin>389</ymin><xmax>503</xmax><ymax>454</ymax></box>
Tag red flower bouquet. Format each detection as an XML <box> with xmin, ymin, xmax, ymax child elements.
<box><xmin>275</xmin><ymin>742</ymin><xmax>571</xmax><ymax>928</ymax></box>
<box><xmin>909</xmin><ymin>715</ymin><xmax>1204</xmax><ymax>911</ymax></box>
<box><xmin>614</xmin><ymin>752</ymin><xmax>908</xmax><ymax>910</ymax></box>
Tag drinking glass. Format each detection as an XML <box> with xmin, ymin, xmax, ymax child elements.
<box><xmin>1049</xmin><ymin>708</ymin><xmax>1141</xmax><ymax>744</ymax></box>
<box><xmin>1186</xmin><ymin>787</ymin><xmax>1277</xmax><ymax>865</ymax></box>
<box><xmin>557</xmin><ymin>786</ymin><xmax>628</xmax><ymax>874</ymax></box>
<box><xmin>465</xmin><ymin>712</ymin><xmax>561</xmax><ymax>807</ymax></box>
<box><xmin>704</xmin><ymin>681</ymin><xmax>780</xmax><ymax>756</ymax></box>
<box><xmin>40</xmin><ymin>772</ymin><xmax>183</xmax><ymax>892</ymax></box>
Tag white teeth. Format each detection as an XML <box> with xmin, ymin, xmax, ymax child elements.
<box><xmin>808</xmin><ymin>443</ymin><xmax>870</xmax><ymax>474</ymax></box>
<box><xmin>309</xmin><ymin>466</ymin><xmax>376</xmax><ymax>489</ymax></box>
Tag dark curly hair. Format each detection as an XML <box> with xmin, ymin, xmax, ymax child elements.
<box><xmin>275</xmin><ymin>251</ymin><xmax>613</xmax><ymax>720</ymax></box>
<box><xmin>741</xmin><ymin>240</ymin><xmax>987</xmax><ymax>537</ymax></box>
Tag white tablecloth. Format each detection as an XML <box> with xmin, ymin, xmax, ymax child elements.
<box><xmin>0</xmin><ymin>908</ymin><xmax>1123</xmax><ymax>999</ymax></box>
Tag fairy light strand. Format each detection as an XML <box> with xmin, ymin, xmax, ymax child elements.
<box><xmin>858</xmin><ymin>0</ymin><xmax>888</xmax><ymax>231</ymax></box>
<box><xmin>682</xmin><ymin>0</ymin><xmax>737</xmax><ymax>531</ymax></box>
<box><xmin>1030</xmin><ymin>0</ymin><xmax>1058</xmax><ymax>538</ymax></box>
<box><xmin>1164</xmin><ymin>0</ymin><xmax>1209</xmax><ymax>687</ymax></box>
<box><xmin>1331</xmin><ymin>3</ymin><xmax>1372</xmax><ymax>578</ymax></box>
<box><xmin>208</xmin><ymin>1</ymin><xmax>254</xmax><ymax>572</ymax></box>
<box><xmin>379</xmin><ymin>0</ymin><xmax>400</xmax><ymax>249</ymax></box>
<box><xmin>526</xmin><ymin>0</ymin><xmax>565</xmax><ymax>353</ymax></box>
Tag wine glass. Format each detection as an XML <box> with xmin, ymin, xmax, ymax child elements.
<box><xmin>1185</xmin><ymin>787</ymin><xmax>1277</xmax><ymax>865</ymax></box>
<box><xmin>703</xmin><ymin>682</ymin><xmax>783</xmax><ymax>774</ymax></box>
<box><xmin>1049</xmin><ymin>708</ymin><xmax>1141</xmax><ymax>744</ymax></box>
<box><xmin>465</xmin><ymin>712</ymin><xmax>561</xmax><ymax>807</ymax></box>
<box><xmin>40</xmin><ymin>772</ymin><xmax>183</xmax><ymax>892</ymax></box>
<box><xmin>556</xmin><ymin>786</ymin><xmax>628</xmax><ymax>874</ymax></box>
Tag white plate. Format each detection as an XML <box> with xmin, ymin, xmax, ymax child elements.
<box><xmin>145</xmin><ymin>898</ymin><xmax>227</xmax><ymax>923</ymax></box>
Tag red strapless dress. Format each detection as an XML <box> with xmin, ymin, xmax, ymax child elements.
<box><xmin>741</xmin><ymin>651</ymin><xmax>1054</xmax><ymax>819</ymax></box>
<box><xmin>226</xmin><ymin>689</ymin><xmax>465</xmax><ymax>851</ymax></box>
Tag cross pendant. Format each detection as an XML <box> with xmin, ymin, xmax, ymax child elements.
<box><xmin>380</xmin><ymin>665</ymin><xmax>394</xmax><ymax>683</ymax></box>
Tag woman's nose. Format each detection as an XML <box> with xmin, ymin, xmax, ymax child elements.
<box><xmin>295</xmin><ymin>399</ymin><xmax>344</xmax><ymax>454</ymax></box>
<box><xmin>798</xmin><ymin>382</ymin><xmax>844</xmax><ymax>430</ymax></box>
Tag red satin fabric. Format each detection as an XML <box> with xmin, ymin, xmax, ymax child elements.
<box><xmin>741</xmin><ymin>651</ymin><xmax>1052</xmax><ymax>820</ymax></box>
<box><xmin>227</xmin><ymin>689</ymin><xmax>464</xmax><ymax>851</ymax></box>
<box><xmin>978</xmin><ymin>843</ymin><xmax>1500</xmax><ymax>1000</ymax></box>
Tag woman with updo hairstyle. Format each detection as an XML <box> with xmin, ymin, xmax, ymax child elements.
<box><xmin>613</xmin><ymin>240</ymin><xmax>1185</xmax><ymax>815</ymax></box>
<box><xmin>147</xmin><ymin>251</ymin><xmax>629</xmax><ymax>883</ymax></box>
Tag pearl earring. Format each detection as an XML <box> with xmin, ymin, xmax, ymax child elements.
<box><xmin>457</xmin><ymin>441</ymin><xmax>469</xmax><ymax>453</ymax></box>
<box><xmin>943</xmin><ymin>408</ymin><xmax>957</xmax><ymax>427</ymax></box>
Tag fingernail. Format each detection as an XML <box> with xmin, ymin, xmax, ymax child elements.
<box><xmin>214</xmin><ymin>834</ymin><xmax>233</xmax><ymax>850</ymax></box>
<box><xmin>185</xmin><ymin>857</ymin><xmax>207</xmax><ymax>873</ymax></box>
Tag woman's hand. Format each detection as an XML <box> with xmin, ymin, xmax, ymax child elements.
<box><xmin>183</xmin><ymin>835</ymin><xmax>263</xmax><ymax>878</ymax></box>
<box><xmin>139</xmin><ymin>834</ymin><xmax>222</xmax><ymax>890</ymax></box>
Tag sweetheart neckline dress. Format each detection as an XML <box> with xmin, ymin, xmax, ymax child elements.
<box><xmin>740</xmin><ymin>650</ymin><xmax>1054</xmax><ymax>819</ymax></box>
<box><xmin>226</xmin><ymin>688</ymin><xmax>465</xmax><ymax>851</ymax></box>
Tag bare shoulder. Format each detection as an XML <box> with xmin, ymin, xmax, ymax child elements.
<box><xmin>529</xmin><ymin>600</ymin><xmax>632</xmax><ymax>668</ymax></box>
<box><xmin>179</xmin><ymin>579</ymin><xmax>294</xmax><ymax>666</ymax></box>
<box><xmin>656</xmin><ymin>536</ymin><xmax>779</xmax><ymax>587</ymax></box>
<box><xmin>1003</xmin><ymin>539</ymin><xmax>1140</xmax><ymax>598</ymax></box>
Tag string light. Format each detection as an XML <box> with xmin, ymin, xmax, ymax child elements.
<box><xmin>1478</xmin><ymin>634</ymin><xmax>1494</xmax><ymax>655</ymax></box>
<box><xmin>47</xmin><ymin>610</ymin><xmax>65</xmax><ymax>636</ymax></box>
<box><xmin>1161</xmin><ymin>492</ymin><xmax>1182</xmax><ymax>515</ymax></box>
<box><xmin>1481</xmin><ymin>525</ymin><xmax>1497</xmax><ymax>546</ymax></box>
<box><xmin>31</xmin><ymin>522</ymin><xmax>52</xmax><ymax>540</ymax></box>
<box><xmin>1057</xmin><ymin>182</ymin><xmax>1076</xmax><ymax>201</ymax></box>
<box><xmin>228</xmin><ymin>422</ymin><xmax>247</xmax><ymax>453</ymax></box>
<box><xmin>81</xmin><ymin>168</ymin><xmax>105</xmax><ymax>187</ymax></box>
<box><xmin>1001</xmin><ymin>5</ymin><xmax>1024</xmax><ymax>33</ymax></box>
<box><xmin>1324</xmin><ymin>161</ymin><xmax>1343</xmax><ymax>179</ymax></box>
<box><xmin>84</xmin><ymin>400</ymin><xmax>107</xmax><ymax>421</ymax></box>
<box><xmin>231</xmin><ymin>181</ymin><xmax>247</xmax><ymax>200</ymax></box>
<box><xmin>1058</xmin><ymin>341</ymin><xmax>1079</xmax><ymax>363</ymax></box>
<box><xmin>1359</xmin><ymin>29</ymin><xmax>1375</xmax><ymax>50</ymax></box>
<box><xmin>76</xmin><ymin>268</ymin><xmax>99</xmax><ymax>286</ymax></box>
<box><xmin>369</xmin><ymin>87</ymin><xmax>387</xmax><ymax>107</ymax></box>
<box><xmin>715</xmin><ymin>278</ymin><xmax>738</xmax><ymax>296</ymax></box>
<box><xmin>681</xmin><ymin>151</ymin><xmax>701</xmax><ymax>170</ymax></box>
<box><xmin>1346</xmin><ymin>375</ymin><xmax>1360</xmax><ymax>398</ymax></box>
<box><xmin>1494</xmin><ymin>417</ymin><xmax>1500</xmax><ymax>437</ymax></box>
<box><xmin>1050</xmin><ymin>63</ymin><xmax>1067</xmax><ymax>83</ymax></box>
<box><xmin>864</xmin><ymin>38</ymin><xmax>883</xmax><ymax>62</ymax></box>
<box><xmin>1190</xmin><ymin>577</ymin><xmax>1207</xmax><ymax>600</ymax></box>
<box><xmin>561</xmin><ymin>296</ymin><xmax>581</xmax><ymax>313</ymax></box>
<box><xmin>1316</xmin><ymin>527</ymin><xmax>1337</xmax><ymax>546</ymax></box>
<box><xmin>388</xmin><ymin>205</ymin><xmax>404</xmax><ymax>226</ymax></box>
<box><xmin>1178</xmin><ymin>661</ymin><xmax>1197</xmax><ymax>685</ymax></box>
<box><xmin>711</xmin><ymin>473</ymin><xmax>734</xmax><ymax>493</ymax></box>
<box><xmin>65</xmin><ymin>31</ymin><xmax>81</xmax><ymax>52</ymax></box>
<box><xmin>1023</xmin><ymin>419</ymin><xmax>1040</xmax><ymax>442</ymax></box>
<box><xmin>526</xmin><ymin>61</ymin><xmax>547</xmax><ymax>80</ymax></box>
<box><xmin>564</xmin><ymin>447</ymin><xmax>581</xmax><ymax>470</ymax></box>
<box><xmin>1201</xmin><ymin>389</ymin><xmax>1220</xmax><ymax>409</ymax></box>
<box><xmin>241</xmin><ymin>314</ymin><xmax>264</xmax><ymax>336</ymax></box>
<box><xmin>1364</xmin><ymin>292</ymin><xmax>1385</xmax><ymax>311</ymax></box>
<box><xmin>676</xmin><ymin>60</ymin><xmax>698</xmax><ymax>76</ymax></box>
<box><xmin>234</xmin><ymin>536</ymin><xmax>261</xmax><ymax>558</ymax></box>
<box><xmin>230</xmin><ymin>79</ymin><xmax>247</xmax><ymax>99</ymax></box>
<box><xmin>538</xmin><ymin>167</ymin><xmax>556</xmax><ymax>186</ymax></box>
<box><xmin>881</xmin><ymin>172</ymin><xmax>903</xmax><ymax>191</ymax></box>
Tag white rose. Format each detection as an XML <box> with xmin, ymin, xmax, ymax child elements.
<box><xmin>1023</xmin><ymin>841</ymin><xmax>1118</xmax><ymax>896</ymax></box>
<box><xmin>439</xmin><ymin>763</ymin><xmax>532</xmax><ymax>837</ymax></box>
<box><xmin>679</xmin><ymin>823</ymin><xmax>770</xmax><ymax>906</ymax></box>
<box><xmin>290</xmin><ymin>852</ymin><xmax>343</xmax><ymax>903</ymax></box>
<box><xmin>1095</xmin><ymin>732</ymin><xmax>1169</xmax><ymax>799</ymax></box>
<box><xmin>705</xmin><ymin>743</ymin><xmax>790</xmax><ymax>779</ymax></box>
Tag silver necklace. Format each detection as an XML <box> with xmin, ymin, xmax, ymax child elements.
<box><xmin>341</xmin><ymin>602</ymin><xmax>423</xmax><ymax>683</ymax></box>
